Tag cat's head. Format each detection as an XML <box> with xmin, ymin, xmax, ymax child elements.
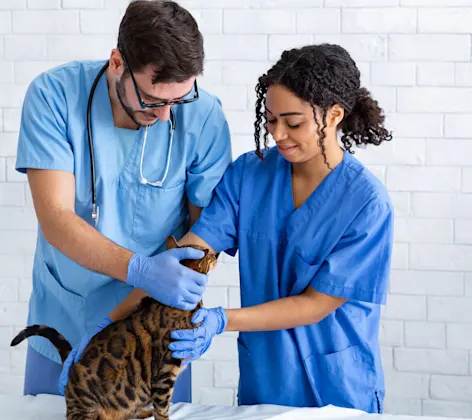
<box><xmin>166</xmin><ymin>236</ymin><xmax>218</xmax><ymax>274</ymax></box>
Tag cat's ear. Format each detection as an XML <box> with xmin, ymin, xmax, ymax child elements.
<box><xmin>166</xmin><ymin>236</ymin><xmax>179</xmax><ymax>250</ymax></box>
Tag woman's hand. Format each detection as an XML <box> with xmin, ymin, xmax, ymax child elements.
<box><xmin>168</xmin><ymin>307</ymin><xmax>228</xmax><ymax>366</ymax></box>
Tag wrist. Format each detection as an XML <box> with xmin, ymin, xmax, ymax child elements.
<box><xmin>115</xmin><ymin>248</ymin><xmax>134</xmax><ymax>282</ymax></box>
<box><xmin>126</xmin><ymin>253</ymin><xmax>145</xmax><ymax>287</ymax></box>
<box><xmin>223</xmin><ymin>308</ymin><xmax>239</xmax><ymax>332</ymax></box>
<box><xmin>94</xmin><ymin>316</ymin><xmax>114</xmax><ymax>334</ymax></box>
<box><xmin>216</xmin><ymin>307</ymin><xmax>228</xmax><ymax>334</ymax></box>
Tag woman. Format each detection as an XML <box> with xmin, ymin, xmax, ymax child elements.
<box><xmin>169</xmin><ymin>43</ymin><xmax>394</xmax><ymax>413</ymax></box>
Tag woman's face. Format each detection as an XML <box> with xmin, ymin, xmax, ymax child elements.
<box><xmin>265</xmin><ymin>84</ymin><xmax>339</xmax><ymax>164</ymax></box>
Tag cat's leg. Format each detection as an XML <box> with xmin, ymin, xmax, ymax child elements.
<box><xmin>66</xmin><ymin>398</ymin><xmax>99</xmax><ymax>420</ymax></box>
<box><xmin>151</xmin><ymin>356</ymin><xmax>182</xmax><ymax>420</ymax></box>
<box><xmin>66</xmin><ymin>409</ymin><xmax>98</xmax><ymax>420</ymax></box>
<box><xmin>133</xmin><ymin>408</ymin><xmax>154</xmax><ymax>419</ymax></box>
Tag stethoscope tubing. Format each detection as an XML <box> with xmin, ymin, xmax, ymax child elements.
<box><xmin>86</xmin><ymin>61</ymin><xmax>175</xmax><ymax>227</ymax></box>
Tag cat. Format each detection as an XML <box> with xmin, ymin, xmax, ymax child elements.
<box><xmin>11</xmin><ymin>236</ymin><xmax>218</xmax><ymax>420</ymax></box>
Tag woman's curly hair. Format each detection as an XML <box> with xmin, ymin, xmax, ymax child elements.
<box><xmin>254</xmin><ymin>43</ymin><xmax>392</xmax><ymax>166</ymax></box>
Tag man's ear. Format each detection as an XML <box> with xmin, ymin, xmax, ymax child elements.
<box><xmin>166</xmin><ymin>236</ymin><xmax>179</xmax><ymax>250</ymax></box>
<box><xmin>108</xmin><ymin>48</ymin><xmax>125</xmax><ymax>76</ymax></box>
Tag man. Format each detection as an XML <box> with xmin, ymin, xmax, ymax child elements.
<box><xmin>15</xmin><ymin>0</ymin><xmax>232</xmax><ymax>403</ymax></box>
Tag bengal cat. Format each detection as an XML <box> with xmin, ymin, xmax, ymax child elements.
<box><xmin>11</xmin><ymin>236</ymin><xmax>218</xmax><ymax>420</ymax></box>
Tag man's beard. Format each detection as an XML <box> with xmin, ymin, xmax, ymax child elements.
<box><xmin>116</xmin><ymin>75</ymin><xmax>144</xmax><ymax>127</ymax></box>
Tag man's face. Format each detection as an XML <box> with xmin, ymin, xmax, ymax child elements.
<box><xmin>116</xmin><ymin>63</ymin><xmax>196</xmax><ymax>127</ymax></box>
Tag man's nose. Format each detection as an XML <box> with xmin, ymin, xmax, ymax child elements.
<box><xmin>154</xmin><ymin>105</ymin><xmax>172</xmax><ymax>122</ymax></box>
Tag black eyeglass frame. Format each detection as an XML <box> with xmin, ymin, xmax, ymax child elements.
<box><xmin>120</xmin><ymin>50</ymin><xmax>199</xmax><ymax>109</ymax></box>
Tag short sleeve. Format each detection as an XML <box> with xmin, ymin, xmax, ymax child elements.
<box><xmin>190</xmin><ymin>154</ymin><xmax>245</xmax><ymax>256</ymax></box>
<box><xmin>185</xmin><ymin>96</ymin><xmax>232</xmax><ymax>208</ymax></box>
<box><xmin>15</xmin><ymin>73</ymin><xmax>73</xmax><ymax>174</ymax></box>
<box><xmin>310</xmin><ymin>199</ymin><xmax>394</xmax><ymax>304</ymax></box>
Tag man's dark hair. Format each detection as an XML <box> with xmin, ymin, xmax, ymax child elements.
<box><xmin>117</xmin><ymin>0</ymin><xmax>204</xmax><ymax>84</ymax></box>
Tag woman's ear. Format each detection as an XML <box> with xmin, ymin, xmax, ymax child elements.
<box><xmin>327</xmin><ymin>104</ymin><xmax>345</xmax><ymax>127</ymax></box>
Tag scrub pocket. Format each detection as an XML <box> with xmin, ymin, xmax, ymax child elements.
<box><xmin>236</xmin><ymin>338</ymin><xmax>258</xmax><ymax>406</ymax></box>
<box><xmin>39</xmin><ymin>261</ymin><xmax>87</xmax><ymax>341</ymax></box>
<box><xmin>303</xmin><ymin>345</ymin><xmax>379</xmax><ymax>413</ymax></box>
<box><xmin>131</xmin><ymin>181</ymin><xmax>186</xmax><ymax>245</ymax></box>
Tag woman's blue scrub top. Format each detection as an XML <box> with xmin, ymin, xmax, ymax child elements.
<box><xmin>191</xmin><ymin>147</ymin><xmax>394</xmax><ymax>413</ymax></box>
<box><xmin>15</xmin><ymin>60</ymin><xmax>232</xmax><ymax>363</ymax></box>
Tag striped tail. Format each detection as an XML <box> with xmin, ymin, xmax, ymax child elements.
<box><xmin>11</xmin><ymin>325</ymin><xmax>72</xmax><ymax>364</ymax></box>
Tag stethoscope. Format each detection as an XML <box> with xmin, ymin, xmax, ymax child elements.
<box><xmin>86</xmin><ymin>61</ymin><xmax>175</xmax><ymax>227</ymax></box>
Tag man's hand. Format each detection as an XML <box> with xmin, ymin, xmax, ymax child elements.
<box><xmin>126</xmin><ymin>247</ymin><xmax>208</xmax><ymax>310</ymax></box>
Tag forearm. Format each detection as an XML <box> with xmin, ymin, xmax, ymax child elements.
<box><xmin>225</xmin><ymin>288</ymin><xmax>346</xmax><ymax>332</ymax></box>
<box><xmin>41</xmin><ymin>207</ymin><xmax>133</xmax><ymax>282</ymax></box>
<box><xmin>108</xmin><ymin>288</ymin><xmax>148</xmax><ymax>321</ymax></box>
<box><xmin>187</xmin><ymin>200</ymin><xmax>202</xmax><ymax>229</ymax></box>
<box><xmin>225</xmin><ymin>295</ymin><xmax>321</xmax><ymax>332</ymax></box>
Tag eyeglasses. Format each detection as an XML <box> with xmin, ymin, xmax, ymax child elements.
<box><xmin>120</xmin><ymin>50</ymin><xmax>199</xmax><ymax>109</ymax></box>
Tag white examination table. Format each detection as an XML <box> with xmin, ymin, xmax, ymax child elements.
<box><xmin>1</xmin><ymin>394</ymin><xmax>468</xmax><ymax>420</ymax></box>
<box><xmin>0</xmin><ymin>394</ymin><xmax>365</xmax><ymax>420</ymax></box>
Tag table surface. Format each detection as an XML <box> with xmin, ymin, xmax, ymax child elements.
<box><xmin>0</xmin><ymin>394</ymin><xmax>468</xmax><ymax>420</ymax></box>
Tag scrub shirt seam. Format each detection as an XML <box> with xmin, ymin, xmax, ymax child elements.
<box><xmin>190</xmin><ymin>154</ymin><xmax>246</xmax><ymax>253</ymax></box>
<box><xmin>344</xmin><ymin>161</ymin><xmax>391</xmax><ymax>206</ymax></box>
<box><xmin>196</xmin><ymin>95</ymin><xmax>218</xmax><ymax>139</ymax></box>
<box><xmin>188</xmin><ymin>96</ymin><xmax>217</xmax><ymax>173</ymax></box>
<box><xmin>374</xmin><ymin>201</ymin><xmax>394</xmax><ymax>297</ymax></box>
<box><xmin>39</xmin><ymin>70</ymin><xmax>70</xmax><ymax>129</ymax></box>
<box><xmin>190</xmin><ymin>224</ymin><xmax>228</xmax><ymax>254</ymax></box>
<box><xmin>298</xmin><ymin>159</ymin><xmax>345</xmax><ymax>223</ymax></box>
<box><xmin>373</xmin><ymin>207</ymin><xmax>387</xmax><ymax>290</ymax></box>
<box><xmin>315</xmin><ymin>277</ymin><xmax>384</xmax><ymax>294</ymax></box>
<box><xmin>16</xmin><ymin>159</ymin><xmax>74</xmax><ymax>173</ymax></box>
<box><xmin>186</xmin><ymin>95</ymin><xmax>222</xmax><ymax>207</ymax></box>
<box><xmin>355</xmin><ymin>198</ymin><xmax>393</xmax><ymax>291</ymax></box>
<box><xmin>187</xmin><ymin>196</ymin><xmax>210</xmax><ymax>208</ymax></box>
<box><xmin>343</xmin><ymin>155</ymin><xmax>373</xmax><ymax>178</ymax></box>
<box><xmin>312</xmin><ymin>277</ymin><xmax>387</xmax><ymax>303</ymax></box>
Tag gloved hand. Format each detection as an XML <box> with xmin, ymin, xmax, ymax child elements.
<box><xmin>126</xmin><ymin>248</ymin><xmax>208</xmax><ymax>311</ymax></box>
<box><xmin>168</xmin><ymin>307</ymin><xmax>228</xmax><ymax>366</ymax></box>
<box><xmin>57</xmin><ymin>316</ymin><xmax>114</xmax><ymax>395</ymax></box>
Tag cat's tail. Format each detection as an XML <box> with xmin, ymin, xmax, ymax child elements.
<box><xmin>11</xmin><ymin>325</ymin><xmax>72</xmax><ymax>364</ymax></box>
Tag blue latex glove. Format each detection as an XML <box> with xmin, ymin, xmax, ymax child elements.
<box><xmin>126</xmin><ymin>248</ymin><xmax>208</xmax><ymax>311</ymax></box>
<box><xmin>168</xmin><ymin>307</ymin><xmax>228</xmax><ymax>366</ymax></box>
<box><xmin>57</xmin><ymin>316</ymin><xmax>114</xmax><ymax>395</ymax></box>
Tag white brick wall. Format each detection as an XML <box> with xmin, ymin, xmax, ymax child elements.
<box><xmin>1</xmin><ymin>0</ymin><xmax>472</xmax><ymax>417</ymax></box>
